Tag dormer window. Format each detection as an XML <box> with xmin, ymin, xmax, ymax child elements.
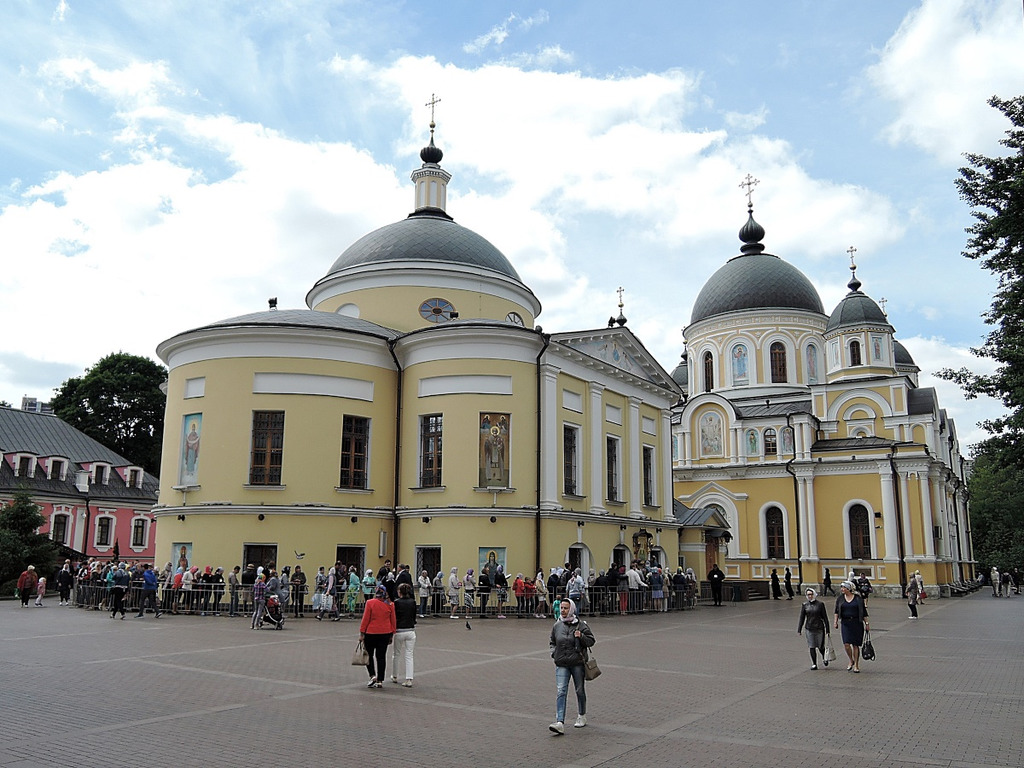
<box><xmin>127</xmin><ymin>467</ymin><xmax>143</xmax><ymax>488</ymax></box>
<box><xmin>92</xmin><ymin>463</ymin><xmax>110</xmax><ymax>485</ymax></box>
<box><xmin>48</xmin><ymin>458</ymin><xmax>68</xmax><ymax>481</ymax></box>
<box><xmin>14</xmin><ymin>454</ymin><xmax>36</xmax><ymax>478</ymax></box>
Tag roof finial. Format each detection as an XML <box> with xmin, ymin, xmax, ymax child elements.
<box><xmin>879</xmin><ymin>297</ymin><xmax>887</xmax><ymax>316</ymax></box>
<box><xmin>846</xmin><ymin>245</ymin><xmax>862</xmax><ymax>292</ymax></box>
<box><xmin>739</xmin><ymin>173</ymin><xmax>760</xmax><ymax>211</ymax></box>
<box><xmin>615</xmin><ymin>286</ymin><xmax>627</xmax><ymax>326</ymax></box>
<box><xmin>419</xmin><ymin>93</ymin><xmax>444</xmax><ymax>165</ymax></box>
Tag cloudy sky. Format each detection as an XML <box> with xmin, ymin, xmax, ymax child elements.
<box><xmin>1</xmin><ymin>0</ymin><xmax>1021</xmax><ymax>450</ymax></box>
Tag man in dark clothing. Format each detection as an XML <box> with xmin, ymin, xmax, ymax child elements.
<box><xmin>241</xmin><ymin>563</ymin><xmax>257</xmax><ymax>614</ymax></box>
<box><xmin>707</xmin><ymin>563</ymin><xmax>725</xmax><ymax>606</ymax></box>
<box><xmin>377</xmin><ymin>559</ymin><xmax>393</xmax><ymax>582</ymax></box>
<box><xmin>135</xmin><ymin>564</ymin><xmax>162</xmax><ymax>618</ymax></box>
<box><xmin>478</xmin><ymin>567</ymin><xmax>492</xmax><ymax>617</ymax></box>
<box><xmin>395</xmin><ymin>563</ymin><xmax>413</xmax><ymax>589</ymax></box>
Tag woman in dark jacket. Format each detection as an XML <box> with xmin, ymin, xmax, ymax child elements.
<box><xmin>833</xmin><ymin>581</ymin><xmax>870</xmax><ymax>672</ymax></box>
<box><xmin>796</xmin><ymin>587</ymin><xmax>830</xmax><ymax>669</ymax></box>
<box><xmin>548</xmin><ymin>598</ymin><xmax>595</xmax><ymax>735</ymax></box>
<box><xmin>391</xmin><ymin>582</ymin><xmax>418</xmax><ymax>686</ymax></box>
<box><xmin>770</xmin><ymin>568</ymin><xmax>782</xmax><ymax>600</ymax></box>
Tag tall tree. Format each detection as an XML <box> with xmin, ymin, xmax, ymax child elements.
<box><xmin>939</xmin><ymin>95</ymin><xmax>1024</xmax><ymax>457</ymax></box>
<box><xmin>51</xmin><ymin>352</ymin><xmax>167</xmax><ymax>473</ymax></box>
<box><xmin>0</xmin><ymin>490</ymin><xmax>60</xmax><ymax>588</ymax></box>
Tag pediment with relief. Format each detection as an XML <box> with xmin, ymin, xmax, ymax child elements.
<box><xmin>554</xmin><ymin>328</ymin><xmax>676</xmax><ymax>388</ymax></box>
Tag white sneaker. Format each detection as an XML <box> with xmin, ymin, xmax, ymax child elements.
<box><xmin>574</xmin><ymin>715</ymin><xmax>587</xmax><ymax>728</ymax></box>
<box><xmin>549</xmin><ymin>721</ymin><xmax>564</xmax><ymax>735</ymax></box>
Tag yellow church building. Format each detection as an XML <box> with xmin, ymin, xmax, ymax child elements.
<box><xmin>152</xmin><ymin>124</ymin><xmax>973</xmax><ymax>598</ymax></box>
<box><xmin>671</xmin><ymin>201</ymin><xmax>974</xmax><ymax>598</ymax></box>
<box><xmin>153</xmin><ymin>125</ymin><xmax>682</xmax><ymax>581</ymax></box>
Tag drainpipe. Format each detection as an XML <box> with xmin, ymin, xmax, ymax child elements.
<box><xmin>535</xmin><ymin>331</ymin><xmax>552</xmax><ymax>576</ymax></box>
<box><xmin>889</xmin><ymin>446</ymin><xmax>908</xmax><ymax>589</ymax></box>
<box><xmin>387</xmin><ymin>338</ymin><xmax>404</xmax><ymax>566</ymax></box>
<box><xmin>784</xmin><ymin>412</ymin><xmax>803</xmax><ymax>588</ymax></box>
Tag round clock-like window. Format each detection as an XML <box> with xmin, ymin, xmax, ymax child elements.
<box><xmin>420</xmin><ymin>298</ymin><xmax>456</xmax><ymax>323</ymax></box>
<box><xmin>506</xmin><ymin>311</ymin><xmax>524</xmax><ymax>326</ymax></box>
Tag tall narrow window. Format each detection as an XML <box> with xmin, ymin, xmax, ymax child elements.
<box><xmin>51</xmin><ymin>514</ymin><xmax>68</xmax><ymax>545</ymax></box>
<box><xmin>703</xmin><ymin>352</ymin><xmax>714</xmax><ymax>392</ymax></box>
<box><xmin>765</xmin><ymin>507</ymin><xmax>784</xmax><ymax>559</ymax></box>
<box><xmin>339</xmin><ymin>415</ymin><xmax>370</xmax><ymax>489</ymax></box>
<box><xmin>763</xmin><ymin>428</ymin><xmax>778</xmax><ymax>456</ymax></box>
<box><xmin>642</xmin><ymin>445</ymin><xmax>655</xmax><ymax>506</ymax></box>
<box><xmin>563</xmin><ymin>424</ymin><xmax>579</xmax><ymax>495</ymax></box>
<box><xmin>132</xmin><ymin>518</ymin><xmax>147</xmax><ymax>547</ymax></box>
<box><xmin>96</xmin><ymin>517</ymin><xmax>112</xmax><ymax>547</ymax></box>
<box><xmin>419</xmin><ymin>414</ymin><xmax>443</xmax><ymax>487</ymax></box>
<box><xmin>850</xmin><ymin>340</ymin><xmax>862</xmax><ymax>366</ymax></box>
<box><xmin>16</xmin><ymin>456</ymin><xmax>34</xmax><ymax>477</ymax></box>
<box><xmin>850</xmin><ymin>504</ymin><xmax>871</xmax><ymax>559</ymax></box>
<box><xmin>606</xmin><ymin>436</ymin><xmax>621</xmax><ymax>501</ymax></box>
<box><xmin>770</xmin><ymin>342</ymin><xmax>787</xmax><ymax>383</ymax></box>
<box><xmin>249</xmin><ymin>411</ymin><xmax>285</xmax><ymax>485</ymax></box>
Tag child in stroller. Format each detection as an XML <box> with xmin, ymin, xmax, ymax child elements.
<box><xmin>260</xmin><ymin>593</ymin><xmax>286</xmax><ymax>629</ymax></box>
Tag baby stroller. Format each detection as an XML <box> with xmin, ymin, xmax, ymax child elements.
<box><xmin>262</xmin><ymin>593</ymin><xmax>285</xmax><ymax>629</ymax></box>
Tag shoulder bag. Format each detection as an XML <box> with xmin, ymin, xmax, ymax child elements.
<box><xmin>351</xmin><ymin>639</ymin><xmax>370</xmax><ymax>666</ymax></box>
<box><xmin>861</xmin><ymin>630</ymin><xmax>876</xmax><ymax>661</ymax></box>
<box><xmin>583</xmin><ymin>647</ymin><xmax>601</xmax><ymax>680</ymax></box>
<box><xmin>823</xmin><ymin>633</ymin><xmax>837</xmax><ymax>662</ymax></box>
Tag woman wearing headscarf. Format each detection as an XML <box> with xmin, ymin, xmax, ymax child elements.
<box><xmin>493</xmin><ymin>565</ymin><xmax>509</xmax><ymax>618</ymax></box>
<box><xmin>548</xmin><ymin>598</ymin><xmax>595</xmax><ymax>735</ymax></box>
<box><xmin>362</xmin><ymin>568</ymin><xmax>376</xmax><ymax>604</ymax></box>
<box><xmin>833</xmin><ymin>580</ymin><xmax>870</xmax><ymax>672</ymax></box>
<box><xmin>251</xmin><ymin>573</ymin><xmax>267</xmax><ymax>629</ymax></box>
<box><xmin>315</xmin><ymin>566</ymin><xmax>335</xmax><ymax>621</ymax></box>
<box><xmin>797</xmin><ymin>587</ymin><xmax>830</xmax><ymax>669</ymax></box>
<box><xmin>359</xmin><ymin>583</ymin><xmax>396</xmax><ymax>688</ymax></box>
<box><xmin>447</xmin><ymin>567</ymin><xmax>462</xmax><ymax>619</ymax></box>
<box><xmin>463</xmin><ymin>568</ymin><xmax>476</xmax><ymax>617</ymax></box>
<box><xmin>535</xmin><ymin>571</ymin><xmax>549</xmax><ymax>618</ymax></box>
<box><xmin>346</xmin><ymin>566</ymin><xmax>361</xmax><ymax>616</ymax></box>
<box><xmin>431</xmin><ymin>571</ymin><xmax>444</xmax><ymax>616</ymax></box>
<box><xmin>417</xmin><ymin>569</ymin><xmax>432</xmax><ymax>618</ymax></box>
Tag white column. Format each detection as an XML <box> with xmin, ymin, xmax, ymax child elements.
<box><xmin>587</xmin><ymin>383</ymin><xmax>605</xmax><ymax>514</ymax></box>
<box><xmin>899</xmin><ymin>471</ymin><xmax>914</xmax><ymax>558</ymax></box>
<box><xmin>628</xmin><ymin>397</ymin><xmax>642</xmax><ymax>515</ymax></box>
<box><xmin>660</xmin><ymin>411</ymin><xmax>673</xmax><ymax>521</ymax></box>
<box><xmin>878</xmin><ymin>463</ymin><xmax>900</xmax><ymax>563</ymax></box>
<box><xmin>539</xmin><ymin>366</ymin><xmax>560</xmax><ymax>511</ymax></box>
<box><xmin>919</xmin><ymin>472</ymin><xmax>935</xmax><ymax>560</ymax></box>
<box><xmin>804</xmin><ymin>474</ymin><xmax>819</xmax><ymax>560</ymax></box>
<box><xmin>930</xmin><ymin>473</ymin><xmax>946</xmax><ymax>559</ymax></box>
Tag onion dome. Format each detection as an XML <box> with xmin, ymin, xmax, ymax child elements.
<box><xmin>825</xmin><ymin>270</ymin><xmax>894</xmax><ymax>334</ymax></box>
<box><xmin>690</xmin><ymin>206</ymin><xmax>824</xmax><ymax>324</ymax></box>
<box><xmin>420</xmin><ymin>122</ymin><xmax>444</xmax><ymax>165</ymax></box>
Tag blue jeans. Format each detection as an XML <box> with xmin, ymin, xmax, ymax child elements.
<box><xmin>555</xmin><ymin>665</ymin><xmax>586</xmax><ymax>723</ymax></box>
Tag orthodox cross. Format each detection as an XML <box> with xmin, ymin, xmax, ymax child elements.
<box><xmin>425</xmin><ymin>93</ymin><xmax>441</xmax><ymax>125</ymax></box>
<box><xmin>879</xmin><ymin>297</ymin><xmax>887</xmax><ymax>315</ymax></box>
<box><xmin>617</xmin><ymin>286</ymin><xmax>625</xmax><ymax>311</ymax></box>
<box><xmin>847</xmin><ymin>245</ymin><xmax>858</xmax><ymax>268</ymax></box>
<box><xmin>739</xmin><ymin>174</ymin><xmax>760</xmax><ymax>206</ymax></box>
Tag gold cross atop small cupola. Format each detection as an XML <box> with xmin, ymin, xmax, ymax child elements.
<box><xmin>739</xmin><ymin>174</ymin><xmax>760</xmax><ymax>208</ymax></box>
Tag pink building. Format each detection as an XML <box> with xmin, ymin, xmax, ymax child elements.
<box><xmin>0</xmin><ymin>407</ymin><xmax>158</xmax><ymax>562</ymax></box>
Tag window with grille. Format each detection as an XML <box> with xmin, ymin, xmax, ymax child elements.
<box><xmin>703</xmin><ymin>352</ymin><xmax>713</xmax><ymax>392</ymax></box>
<box><xmin>850</xmin><ymin>340</ymin><xmax>862</xmax><ymax>366</ymax></box>
<box><xmin>132</xmin><ymin>518</ymin><xmax>147</xmax><ymax>547</ymax></box>
<box><xmin>642</xmin><ymin>445</ymin><xmax>655</xmax><ymax>506</ymax></box>
<box><xmin>770</xmin><ymin>342</ymin><xmax>787</xmax><ymax>383</ymax></box>
<box><xmin>419</xmin><ymin>414</ymin><xmax>443</xmax><ymax>487</ymax></box>
<box><xmin>849</xmin><ymin>504</ymin><xmax>871</xmax><ymax>559</ymax></box>
<box><xmin>51</xmin><ymin>514</ymin><xmax>68</xmax><ymax>545</ymax></box>
<box><xmin>563</xmin><ymin>424</ymin><xmax>579</xmax><ymax>495</ymax></box>
<box><xmin>16</xmin><ymin>455</ymin><xmax>34</xmax><ymax>477</ymax></box>
<box><xmin>96</xmin><ymin>517</ymin><xmax>112</xmax><ymax>547</ymax></box>
<box><xmin>339</xmin><ymin>415</ymin><xmax>370</xmax><ymax>489</ymax></box>
<box><xmin>606</xmin><ymin>436</ymin><xmax>621</xmax><ymax>501</ymax></box>
<box><xmin>249</xmin><ymin>411</ymin><xmax>285</xmax><ymax>485</ymax></box>
<box><xmin>765</xmin><ymin>507</ymin><xmax>784</xmax><ymax>558</ymax></box>
<box><xmin>764</xmin><ymin>428</ymin><xmax>777</xmax><ymax>456</ymax></box>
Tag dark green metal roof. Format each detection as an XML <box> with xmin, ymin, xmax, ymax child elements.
<box><xmin>690</xmin><ymin>252</ymin><xmax>824</xmax><ymax>324</ymax></box>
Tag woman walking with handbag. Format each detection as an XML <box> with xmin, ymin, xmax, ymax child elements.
<box><xmin>796</xmin><ymin>588</ymin><xmax>830</xmax><ymax>669</ymax></box>
<box><xmin>359</xmin><ymin>583</ymin><xmax>396</xmax><ymax>689</ymax></box>
<box><xmin>833</xmin><ymin>580</ymin><xmax>870</xmax><ymax>673</ymax></box>
<box><xmin>548</xmin><ymin>598</ymin><xmax>595</xmax><ymax>735</ymax></box>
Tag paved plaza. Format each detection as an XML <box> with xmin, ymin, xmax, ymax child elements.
<box><xmin>2</xmin><ymin>589</ymin><xmax>1022</xmax><ymax>768</ymax></box>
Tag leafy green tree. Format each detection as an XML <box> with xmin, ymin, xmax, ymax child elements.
<box><xmin>963</xmin><ymin>446</ymin><xmax>1024</xmax><ymax>572</ymax></box>
<box><xmin>51</xmin><ymin>352</ymin><xmax>167</xmax><ymax>473</ymax></box>
<box><xmin>939</xmin><ymin>95</ymin><xmax>1024</xmax><ymax>457</ymax></box>
<box><xmin>0</xmin><ymin>490</ymin><xmax>60</xmax><ymax>590</ymax></box>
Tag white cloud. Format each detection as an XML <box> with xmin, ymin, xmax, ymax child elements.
<box><xmin>868</xmin><ymin>0</ymin><xmax>1024</xmax><ymax>163</ymax></box>
<box><xmin>462</xmin><ymin>11</ymin><xmax>551</xmax><ymax>54</ymax></box>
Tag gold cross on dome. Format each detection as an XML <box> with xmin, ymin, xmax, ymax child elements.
<box><xmin>617</xmin><ymin>286</ymin><xmax>624</xmax><ymax>310</ymax></box>
<box><xmin>847</xmin><ymin>245</ymin><xmax>858</xmax><ymax>267</ymax></box>
<box><xmin>739</xmin><ymin>174</ymin><xmax>760</xmax><ymax>206</ymax></box>
<box><xmin>879</xmin><ymin>297</ymin><xmax>887</xmax><ymax>315</ymax></box>
<box><xmin>425</xmin><ymin>93</ymin><xmax>441</xmax><ymax>125</ymax></box>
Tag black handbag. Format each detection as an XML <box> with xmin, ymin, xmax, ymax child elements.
<box><xmin>861</xmin><ymin>630</ymin><xmax>876</xmax><ymax>661</ymax></box>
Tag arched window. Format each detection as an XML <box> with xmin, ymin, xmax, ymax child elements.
<box><xmin>763</xmin><ymin>428</ymin><xmax>778</xmax><ymax>456</ymax></box>
<box><xmin>850</xmin><ymin>340</ymin><xmax>862</xmax><ymax>366</ymax></box>
<box><xmin>849</xmin><ymin>504</ymin><xmax>871</xmax><ymax>559</ymax></box>
<box><xmin>770</xmin><ymin>342</ymin><xmax>787</xmax><ymax>383</ymax></box>
<box><xmin>765</xmin><ymin>507</ymin><xmax>785</xmax><ymax>559</ymax></box>
<box><xmin>703</xmin><ymin>352</ymin><xmax>713</xmax><ymax>393</ymax></box>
